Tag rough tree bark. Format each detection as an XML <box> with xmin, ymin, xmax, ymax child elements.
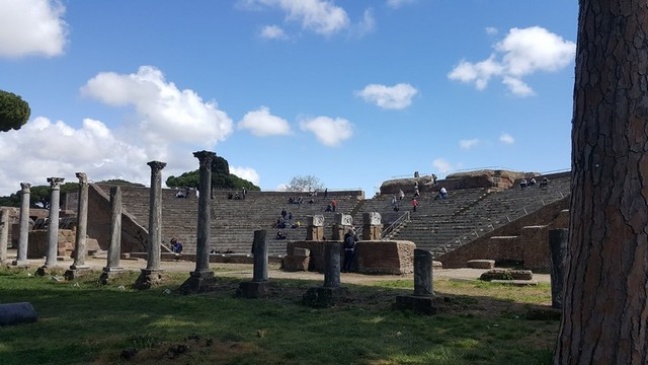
<box><xmin>554</xmin><ymin>1</ymin><xmax>648</xmax><ymax>364</ymax></box>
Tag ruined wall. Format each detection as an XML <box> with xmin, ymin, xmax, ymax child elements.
<box><xmin>438</xmin><ymin>198</ymin><xmax>570</xmax><ymax>270</ymax></box>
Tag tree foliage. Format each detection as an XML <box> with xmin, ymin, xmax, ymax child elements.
<box><xmin>166</xmin><ymin>155</ymin><xmax>260</xmax><ymax>191</ymax></box>
<box><xmin>0</xmin><ymin>90</ymin><xmax>31</xmax><ymax>132</ymax></box>
<box><xmin>97</xmin><ymin>179</ymin><xmax>145</xmax><ymax>187</ymax></box>
<box><xmin>285</xmin><ymin>175</ymin><xmax>324</xmax><ymax>192</ymax></box>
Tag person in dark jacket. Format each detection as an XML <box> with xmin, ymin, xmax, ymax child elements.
<box><xmin>342</xmin><ymin>229</ymin><xmax>358</xmax><ymax>272</ymax></box>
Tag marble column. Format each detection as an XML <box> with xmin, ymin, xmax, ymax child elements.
<box><xmin>394</xmin><ymin>249</ymin><xmax>437</xmax><ymax>315</ymax></box>
<box><xmin>71</xmin><ymin>173</ymin><xmax>89</xmax><ymax>269</ymax></box>
<box><xmin>134</xmin><ymin>161</ymin><xmax>166</xmax><ymax>289</ymax></box>
<box><xmin>323</xmin><ymin>242</ymin><xmax>341</xmax><ymax>288</ymax></box>
<box><xmin>13</xmin><ymin>183</ymin><xmax>30</xmax><ymax>266</ymax></box>
<box><xmin>43</xmin><ymin>177</ymin><xmax>64</xmax><ymax>268</ymax></box>
<box><xmin>179</xmin><ymin>151</ymin><xmax>215</xmax><ymax>294</ymax></box>
<box><xmin>0</xmin><ymin>209</ymin><xmax>8</xmax><ymax>264</ymax></box>
<box><xmin>100</xmin><ymin>187</ymin><xmax>124</xmax><ymax>284</ymax></box>
<box><xmin>549</xmin><ymin>228</ymin><xmax>568</xmax><ymax>309</ymax></box>
<box><xmin>302</xmin><ymin>241</ymin><xmax>345</xmax><ymax>308</ymax></box>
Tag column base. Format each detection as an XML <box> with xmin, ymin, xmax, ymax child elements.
<box><xmin>99</xmin><ymin>267</ymin><xmax>125</xmax><ymax>285</ymax></box>
<box><xmin>393</xmin><ymin>295</ymin><xmax>437</xmax><ymax>315</ymax></box>
<box><xmin>235</xmin><ymin>281</ymin><xmax>269</xmax><ymax>299</ymax></box>
<box><xmin>178</xmin><ymin>271</ymin><xmax>214</xmax><ymax>294</ymax></box>
<box><xmin>63</xmin><ymin>267</ymin><xmax>90</xmax><ymax>281</ymax></box>
<box><xmin>302</xmin><ymin>286</ymin><xmax>348</xmax><ymax>308</ymax></box>
<box><xmin>133</xmin><ymin>269</ymin><xmax>165</xmax><ymax>290</ymax></box>
<box><xmin>12</xmin><ymin>260</ymin><xmax>30</xmax><ymax>267</ymax></box>
<box><xmin>35</xmin><ymin>265</ymin><xmax>59</xmax><ymax>277</ymax></box>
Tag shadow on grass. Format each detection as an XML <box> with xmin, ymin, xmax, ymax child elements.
<box><xmin>0</xmin><ymin>270</ymin><xmax>557</xmax><ymax>365</ymax></box>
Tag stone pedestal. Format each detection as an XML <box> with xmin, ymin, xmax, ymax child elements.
<box><xmin>302</xmin><ymin>287</ymin><xmax>348</xmax><ymax>308</ymax></box>
<box><xmin>362</xmin><ymin>212</ymin><xmax>382</xmax><ymax>240</ymax></box>
<box><xmin>178</xmin><ymin>271</ymin><xmax>215</xmax><ymax>294</ymax></box>
<box><xmin>237</xmin><ymin>230</ymin><xmax>269</xmax><ymax>299</ymax></box>
<box><xmin>393</xmin><ymin>295</ymin><xmax>437</xmax><ymax>315</ymax></box>
<box><xmin>282</xmin><ymin>247</ymin><xmax>310</xmax><ymax>271</ymax></box>
<box><xmin>331</xmin><ymin>213</ymin><xmax>353</xmax><ymax>240</ymax></box>
<box><xmin>236</xmin><ymin>281</ymin><xmax>269</xmax><ymax>299</ymax></box>
<box><xmin>99</xmin><ymin>267</ymin><xmax>125</xmax><ymax>285</ymax></box>
<box><xmin>306</xmin><ymin>215</ymin><xmax>324</xmax><ymax>240</ymax></box>
<box><xmin>63</xmin><ymin>266</ymin><xmax>90</xmax><ymax>280</ymax></box>
<box><xmin>303</xmin><ymin>242</ymin><xmax>344</xmax><ymax>308</ymax></box>
<box><xmin>134</xmin><ymin>269</ymin><xmax>164</xmax><ymax>290</ymax></box>
<box><xmin>394</xmin><ymin>249</ymin><xmax>437</xmax><ymax>315</ymax></box>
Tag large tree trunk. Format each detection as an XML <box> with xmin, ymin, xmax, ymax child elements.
<box><xmin>554</xmin><ymin>1</ymin><xmax>648</xmax><ymax>364</ymax></box>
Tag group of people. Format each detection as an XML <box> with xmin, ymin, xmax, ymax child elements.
<box><xmin>520</xmin><ymin>177</ymin><xmax>549</xmax><ymax>189</ymax></box>
<box><xmin>324</xmin><ymin>199</ymin><xmax>338</xmax><ymax>212</ymax></box>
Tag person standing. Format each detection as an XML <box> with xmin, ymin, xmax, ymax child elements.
<box><xmin>342</xmin><ymin>229</ymin><xmax>358</xmax><ymax>272</ymax></box>
<box><xmin>412</xmin><ymin>198</ymin><xmax>418</xmax><ymax>212</ymax></box>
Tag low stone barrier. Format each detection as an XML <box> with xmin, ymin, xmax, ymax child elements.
<box><xmin>466</xmin><ymin>259</ymin><xmax>495</xmax><ymax>269</ymax></box>
<box><xmin>479</xmin><ymin>269</ymin><xmax>533</xmax><ymax>281</ymax></box>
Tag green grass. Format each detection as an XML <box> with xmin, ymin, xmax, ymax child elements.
<box><xmin>0</xmin><ymin>266</ymin><xmax>558</xmax><ymax>365</ymax></box>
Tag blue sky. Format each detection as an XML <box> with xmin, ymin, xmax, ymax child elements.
<box><xmin>0</xmin><ymin>0</ymin><xmax>578</xmax><ymax>196</ymax></box>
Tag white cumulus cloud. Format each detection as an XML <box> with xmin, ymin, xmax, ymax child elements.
<box><xmin>81</xmin><ymin>65</ymin><xmax>234</xmax><ymax>146</ymax></box>
<box><xmin>247</xmin><ymin>0</ymin><xmax>349</xmax><ymax>36</ymax></box>
<box><xmin>299</xmin><ymin>116</ymin><xmax>353</xmax><ymax>146</ymax></box>
<box><xmin>238</xmin><ymin>106</ymin><xmax>292</xmax><ymax>136</ymax></box>
<box><xmin>432</xmin><ymin>158</ymin><xmax>454</xmax><ymax>175</ymax></box>
<box><xmin>459</xmin><ymin>139</ymin><xmax>480</xmax><ymax>150</ymax></box>
<box><xmin>230</xmin><ymin>166</ymin><xmax>261</xmax><ymax>186</ymax></box>
<box><xmin>500</xmin><ymin>133</ymin><xmax>515</xmax><ymax>144</ymax></box>
<box><xmin>386</xmin><ymin>0</ymin><xmax>415</xmax><ymax>8</ymax></box>
<box><xmin>260</xmin><ymin>25</ymin><xmax>287</xmax><ymax>39</ymax></box>
<box><xmin>0</xmin><ymin>0</ymin><xmax>68</xmax><ymax>58</ymax></box>
<box><xmin>356</xmin><ymin>83</ymin><xmax>418</xmax><ymax>109</ymax></box>
<box><xmin>448</xmin><ymin>26</ymin><xmax>575</xmax><ymax>96</ymax></box>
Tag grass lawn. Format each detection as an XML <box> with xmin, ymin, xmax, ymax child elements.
<box><xmin>0</xmin><ymin>266</ymin><xmax>559</xmax><ymax>365</ymax></box>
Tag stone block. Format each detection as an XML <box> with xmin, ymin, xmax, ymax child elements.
<box><xmin>0</xmin><ymin>302</ymin><xmax>38</xmax><ymax>326</ymax></box>
<box><xmin>282</xmin><ymin>255</ymin><xmax>310</xmax><ymax>271</ymax></box>
<box><xmin>307</xmin><ymin>215</ymin><xmax>325</xmax><ymax>227</ymax></box>
<box><xmin>293</xmin><ymin>247</ymin><xmax>310</xmax><ymax>257</ymax></box>
<box><xmin>479</xmin><ymin>269</ymin><xmax>534</xmax><ymax>281</ymax></box>
<box><xmin>362</xmin><ymin>212</ymin><xmax>381</xmax><ymax>226</ymax></box>
<box><xmin>236</xmin><ymin>281</ymin><xmax>269</xmax><ymax>299</ymax></box>
<box><xmin>466</xmin><ymin>259</ymin><xmax>495</xmax><ymax>269</ymax></box>
<box><xmin>393</xmin><ymin>295</ymin><xmax>437</xmax><ymax>315</ymax></box>
<box><xmin>432</xmin><ymin>260</ymin><xmax>443</xmax><ymax>268</ymax></box>
<box><xmin>333</xmin><ymin>213</ymin><xmax>353</xmax><ymax>226</ymax></box>
<box><xmin>356</xmin><ymin>240</ymin><xmax>415</xmax><ymax>275</ymax></box>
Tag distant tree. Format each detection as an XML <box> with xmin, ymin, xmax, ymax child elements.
<box><xmin>97</xmin><ymin>179</ymin><xmax>145</xmax><ymax>187</ymax></box>
<box><xmin>554</xmin><ymin>1</ymin><xmax>648</xmax><ymax>364</ymax></box>
<box><xmin>285</xmin><ymin>175</ymin><xmax>324</xmax><ymax>192</ymax></box>
<box><xmin>0</xmin><ymin>193</ymin><xmax>21</xmax><ymax>207</ymax></box>
<box><xmin>166</xmin><ymin>155</ymin><xmax>260</xmax><ymax>191</ymax></box>
<box><xmin>0</xmin><ymin>90</ymin><xmax>31</xmax><ymax>132</ymax></box>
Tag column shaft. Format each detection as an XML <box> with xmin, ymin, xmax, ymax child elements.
<box><xmin>107</xmin><ymin>186</ymin><xmax>122</xmax><ymax>269</ymax></box>
<box><xmin>16</xmin><ymin>183</ymin><xmax>30</xmax><ymax>263</ymax></box>
<box><xmin>45</xmin><ymin>177</ymin><xmax>64</xmax><ymax>267</ymax></box>
<box><xmin>146</xmin><ymin>161</ymin><xmax>166</xmax><ymax>271</ymax></box>
<box><xmin>72</xmin><ymin>173</ymin><xmax>89</xmax><ymax>268</ymax></box>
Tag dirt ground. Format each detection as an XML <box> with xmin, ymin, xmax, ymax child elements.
<box><xmin>3</xmin><ymin>249</ymin><xmax>550</xmax><ymax>284</ymax></box>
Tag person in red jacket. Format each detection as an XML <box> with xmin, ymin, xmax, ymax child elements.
<box><xmin>411</xmin><ymin>198</ymin><xmax>418</xmax><ymax>212</ymax></box>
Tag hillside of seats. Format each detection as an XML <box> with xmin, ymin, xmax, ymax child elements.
<box><xmin>94</xmin><ymin>185</ymin><xmax>362</xmax><ymax>256</ymax></box>
<box><xmin>382</xmin><ymin>172</ymin><xmax>571</xmax><ymax>258</ymax></box>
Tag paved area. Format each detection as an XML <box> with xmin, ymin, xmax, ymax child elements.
<box><xmin>2</xmin><ymin>249</ymin><xmax>550</xmax><ymax>284</ymax></box>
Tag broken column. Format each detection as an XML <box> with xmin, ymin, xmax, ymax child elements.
<box><xmin>134</xmin><ymin>161</ymin><xmax>166</xmax><ymax>290</ymax></box>
<box><xmin>303</xmin><ymin>241</ymin><xmax>346</xmax><ymax>308</ymax></box>
<box><xmin>236</xmin><ymin>230</ymin><xmax>269</xmax><ymax>298</ymax></box>
<box><xmin>38</xmin><ymin>177</ymin><xmax>64</xmax><ymax>275</ymax></box>
<box><xmin>394</xmin><ymin>249</ymin><xmax>437</xmax><ymax>315</ymax></box>
<box><xmin>0</xmin><ymin>302</ymin><xmax>38</xmax><ymax>326</ymax></box>
<box><xmin>0</xmin><ymin>209</ymin><xmax>8</xmax><ymax>264</ymax></box>
<box><xmin>13</xmin><ymin>183</ymin><xmax>30</xmax><ymax>267</ymax></box>
<box><xmin>65</xmin><ymin>173</ymin><xmax>90</xmax><ymax>280</ymax></box>
<box><xmin>331</xmin><ymin>213</ymin><xmax>353</xmax><ymax>241</ymax></box>
<box><xmin>306</xmin><ymin>215</ymin><xmax>324</xmax><ymax>240</ymax></box>
<box><xmin>549</xmin><ymin>228</ymin><xmax>568</xmax><ymax>309</ymax></box>
<box><xmin>362</xmin><ymin>212</ymin><xmax>382</xmax><ymax>240</ymax></box>
<box><xmin>100</xmin><ymin>186</ymin><xmax>124</xmax><ymax>284</ymax></box>
<box><xmin>180</xmin><ymin>151</ymin><xmax>216</xmax><ymax>294</ymax></box>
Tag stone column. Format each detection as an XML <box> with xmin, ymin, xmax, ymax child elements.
<box><xmin>180</xmin><ymin>151</ymin><xmax>215</xmax><ymax>294</ymax></box>
<box><xmin>362</xmin><ymin>212</ymin><xmax>382</xmax><ymax>240</ymax></box>
<box><xmin>41</xmin><ymin>177</ymin><xmax>64</xmax><ymax>271</ymax></box>
<box><xmin>306</xmin><ymin>215</ymin><xmax>324</xmax><ymax>240</ymax></box>
<box><xmin>413</xmin><ymin>249</ymin><xmax>434</xmax><ymax>296</ymax></box>
<box><xmin>0</xmin><ymin>209</ymin><xmax>8</xmax><ymax>264</ymax></box>
<box><xmin>100</xmin><ymin>187</ymin><xmax>124</xmax><ymax>284</ymax></box>
<box><xmin>323</xmin><ymin>242</ymin><xmax>341</xmax><ymax>288</ymax></box>
<box><xmin>549</xmin><ymin>228</ymin><xmax>569</xmax><ymax>309</ymax></box>
<box><xmin>13</xmin><ymin>183</ymin><xmax>30</xmax><ymax>266</ymax></box>
<box><xmin>134</xmin><ymin>161</ymin><xmax>166</xmax><ymax>290</ymax></box>
<box><xmin>394</xmin><ymin>249</ymin><xmax>437</xmax><ymax>315</ymax></box>
<box><xmin>65</xmin><ymin>173</ymin><xmax>90</xmax><ymax>280</ymax></box>
<box><xmin>331</xmin><ymin>213</ymin><xmax>353</xmax><ymax>241</ymax></box>
<box><xmin>302</xmin><ymin>241</ymin><xmax>345</xmax><ymax>308</ymax></box>
<box><xmin>235</xmin><ymin>230</ymin><xmax>269</xmax><ymax>298</ymax></box>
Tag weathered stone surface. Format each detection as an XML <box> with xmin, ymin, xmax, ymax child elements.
<box><xmin>393</xmin><ymin>295</ymin><xmax>437</xmax><ymax>315</ymax></box>
<box><xmin>333</xmin><ymin>213</ymin><xmax>353</xmax><ymax>226</ymax></box>
<box><xmin>479</xmin><ymin>269</ymin><xmax>533</xmax><ymax>281</ymax></box>
<box><xmin>356</xmin><ymin>240</ymin><xmax>415</xmax><ymax>275</ymax></box>
<box><xmin>549</xmin><ymin>228</ymin><xmax>568</xmax><ymax>309</ymax></box>
<box><xmin>0</xmin><ymin>302</ymin><xmax>38</xmax><ymax>326</ymax></box>
<box><xmin>323</xmin><ymin>242</ymin><xmax>341</xmax><ymax>288</ymax></box>
<box><xmin>490</xmin><ymin>279</ymin><xmax>538</xmax><ymax>286</ymax></box>
<box><xmin>178</xmin><ymin>271</ymin><xmax>214</xmax><ymax>294</ymax></box>
<box><xmin>15</xmin><ymin>182</ymin><xmax>31</xmax><ymax>266</ymax></box>
<box><xmin>432</xmin><ymin>260</ymin><xmax>443</xmax><ymax>268</ymax></box>
<box><xmin>466</xmin><ymin>259</ymin><xmax>495</xmax><ymax>269</ymax></box>
<box><xmin>134</xmin><ymin>269</ymin><xmax>164</xmax><ymax>290</ymax></box>
<box><xmin>307</xmin><ymin>215</ymin><xmax>325</xmax><ymax>227</ymax></box>
<box><xmin>235</xmin><ymin>281</ymin><xmax>269</xmax><ymax>299</ymax></box>
<box><xmin>413</xmin><ymin>249</ymin><xmax>433</xmax><ymax>296</ymax></box>
<box><xmin>362</xmin><ymin>212</ymin><xmax>381</xmax><ymax>226</ymax></box>
<box><xmin>251</xmin><ymin>230</ymin><xmax>268</xmax><ymax>282</ymax></box>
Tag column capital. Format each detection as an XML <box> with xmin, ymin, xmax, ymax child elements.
<box><xmin>75</xmin><ymin>172</ymin><xmax>88</xmax><ymax>185</ymax></box>
<box><xmin>47</xmin><ymin>177</ymin><xmax>65</xmax><ymax>189</ymax></box>
<box><xmin>193</xmin><ymin>150</ymin><xmax>216</xmax><ymax>166</ymax></box>
<box><xmin>147</xmin><ymin>161</ymin><xmax>167</xmax><ymax>172</ymax></box>
<box><xmin>20</xmin><ymin>182</ymin><xmax>31</xmax><ymax>192</ymax></box>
